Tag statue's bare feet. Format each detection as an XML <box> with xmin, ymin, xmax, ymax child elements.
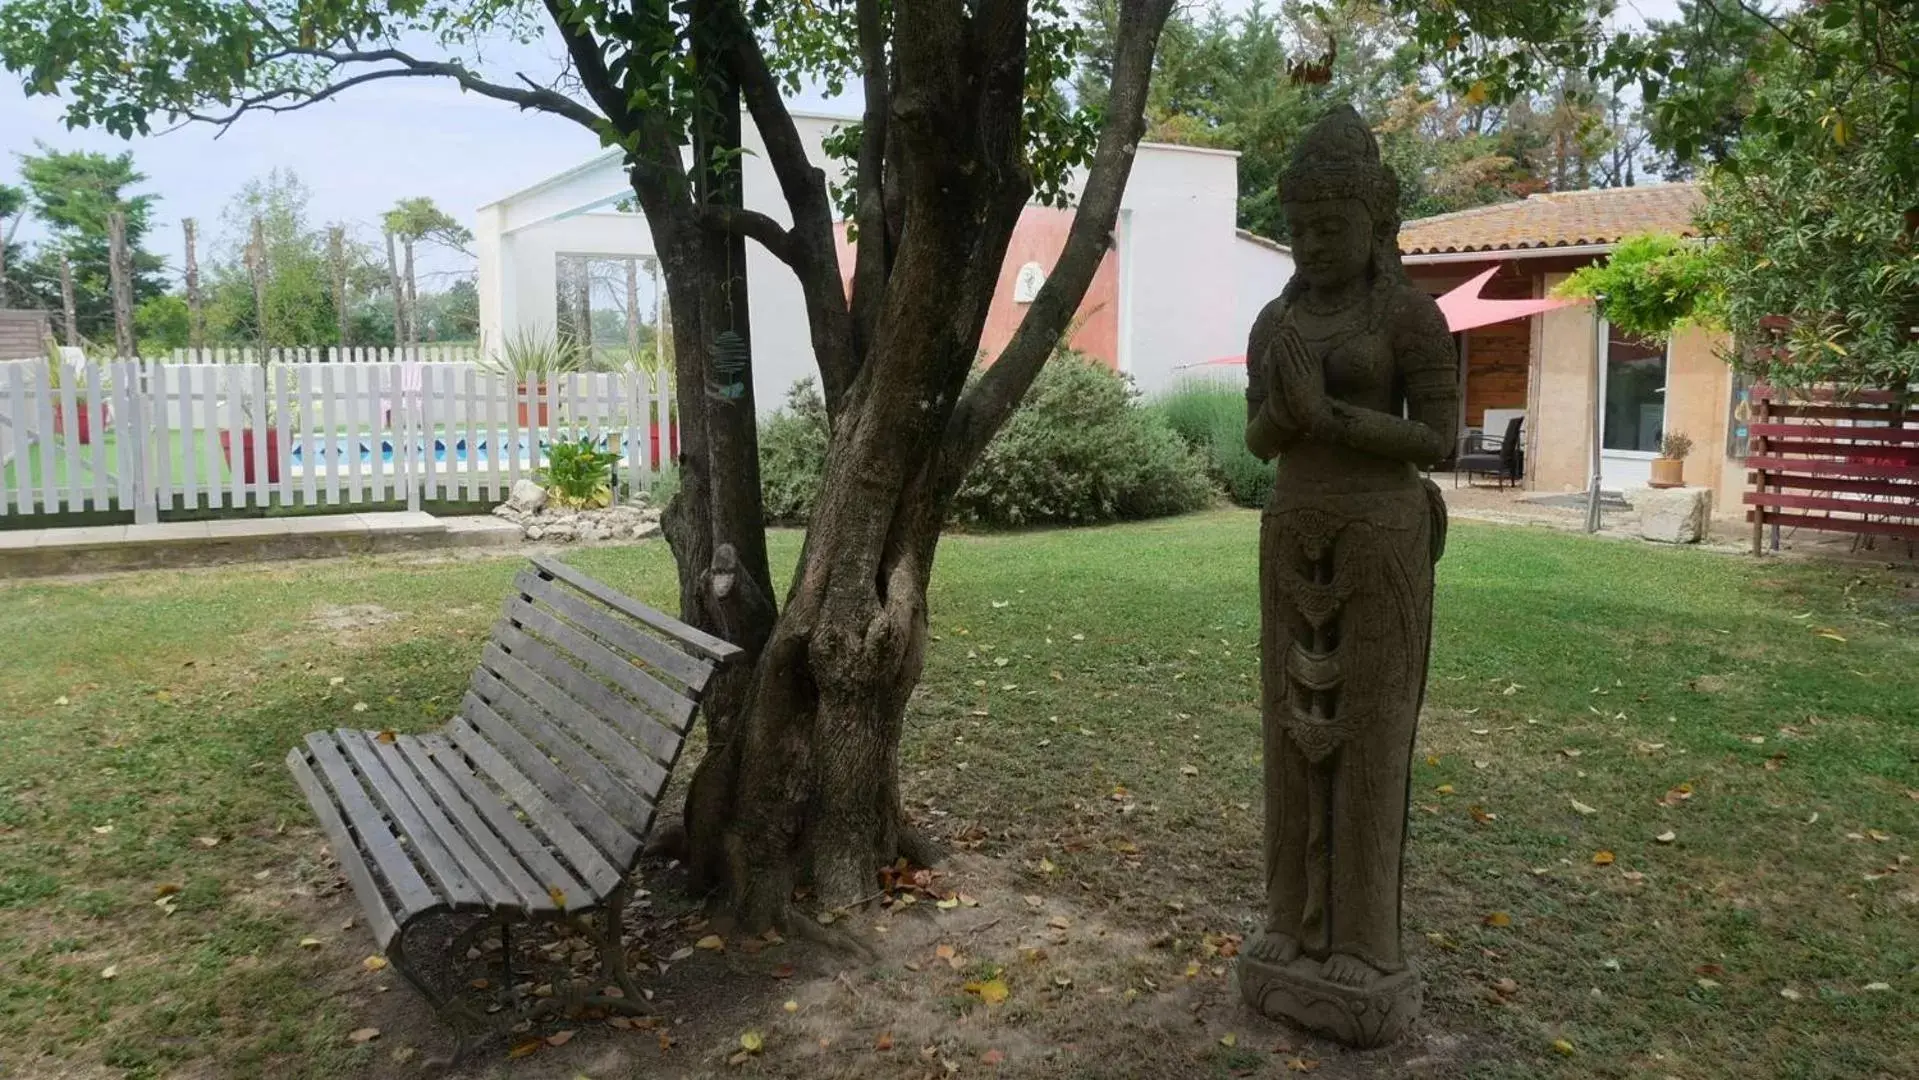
<box><xmin>1320</xmin><ymin>951</ymin><xmax>1383</xmax><ymax>988</ymax></box>
<box><xmin>1249</xmin><ymin>930</ymin><xmax>1300</xmax><ymax>964</ymax></box>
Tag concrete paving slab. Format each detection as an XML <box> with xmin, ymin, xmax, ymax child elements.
<box><xmin>0</xmin><ymin>529</ymin><xmax>45</xmax><ymax>551</ymax></box>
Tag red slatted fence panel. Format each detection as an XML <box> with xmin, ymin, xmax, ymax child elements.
<box><xmin>1745</xmin><ymin>383</ymin><xmax>1918</xmax><ymax>553</ymax></box>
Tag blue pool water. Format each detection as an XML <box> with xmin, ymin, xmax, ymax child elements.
<box><xmin>288</xmin><ymin>435</ymin><xmax>615</xmax><ymax>467</ymax></box>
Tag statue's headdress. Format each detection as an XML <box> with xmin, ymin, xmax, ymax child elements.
<box><xmin>1278</xmin><ymin>105</ymin><xmax>1400</xmax><ymax>223</ymax></box>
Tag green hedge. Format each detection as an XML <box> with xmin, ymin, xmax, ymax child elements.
<box><xmin>1156</xmin><ymin>379</ymin><xmax>1274</xmax><ymax>509</ymax></box>
<box><xmin>757</xmin><ymin>356</ymin><xmax>1215</xmax><ymax>529</ymax></box>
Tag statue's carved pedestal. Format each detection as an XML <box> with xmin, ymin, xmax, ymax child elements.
<box><xmin>1237</xmin><ymin>950</ymin><xmax>1421</xmax><ymax>1049</ymax></box>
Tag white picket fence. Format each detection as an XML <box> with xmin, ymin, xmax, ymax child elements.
<box><xmin>0</xmin><ymin>357</ymin><xmax>677</xmax><ymax>522</ymax></box>
<box><xmin>159</xmin><ymin>345</ymin><xmax>484</xmax><ymax>365</ymax></box>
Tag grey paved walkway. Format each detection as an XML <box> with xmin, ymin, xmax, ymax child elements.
<box><xmin>0</xmin><ymin>511</ymin><xmax>522</xmax><ymax>577</ymax></box>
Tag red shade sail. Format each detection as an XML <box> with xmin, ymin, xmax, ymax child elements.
<box><xmin>1180</xmin><ymin>265</ymin><xmax>1581</xmax><ymax>370</ymax></box>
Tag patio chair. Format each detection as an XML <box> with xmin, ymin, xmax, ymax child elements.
<box><xmin>1455</xmin><ymin>415</ymin><xmax>1524</xmax><ymax>489</ymax></box>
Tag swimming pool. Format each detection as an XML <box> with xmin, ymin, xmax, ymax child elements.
<box><xmin>288</xmin><ymin>434</ymin><xmax>621</xmax><ymax>467</ymax></box>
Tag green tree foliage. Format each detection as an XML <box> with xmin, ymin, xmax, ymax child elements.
<box><xmin>133</xmin><ymin>292</ymin><xmax>191</xmax><ymax>350</ymax></box>
<box><xmin>203</xmin><ymin>170</ymin><xmax>341</xmax><ymax>345</ymax></box>
<box><xmin>1554</xmin><ymin>232</ymin><xmax>1718</xmax><ymax>342</ymax></box>
<box><xmin>12</xmin><ymin>146</ymin><xmax>164</xmax><ymax>341</ymax></box>
<box><xmin>1077</xmin><ymin>0</ymin><xmax>1645</xmax><ymax>240</ymax></box>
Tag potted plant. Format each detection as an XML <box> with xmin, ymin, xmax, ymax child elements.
<box><xmin>1651</xmin><ymin>430</ymin><xmax>1692</xmax><ymax>488</ymax></box>
<box><xmin>541</xmin><ymin>434</ymin><xmax>619</xmax><ymax>509</ymax></box>
<box><xmin>46</xmin><ymin>353</ymin><xmax>110</xmax><ymax>446</ymax></box>
<box><xmin>216</xmin><ymin>357</ymin><xmax>294</xmax><ymax>486</ymax></box>
<box><xmin>480</xmin><ymin>327</ymin><xmax>582</xmax><ymax>429</ymax></box>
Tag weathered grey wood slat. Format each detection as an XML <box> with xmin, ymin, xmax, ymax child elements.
<box><xmin>303</xmin><ymin>732</ymin><xmax>441</xmax><ymax>918</ymax></box>
<box><xmin>389</xmin><ymin>735</ymin><xmax>555</xmax><ymax>913</ymax></box>
<box><xmin>445</xmin><ymin>714</ymin><xmax>624</xmax><ymax>898</ymax></box>
<box><xmin>501</xmin><ymin>597</ymin><xmax>697</xmax><ymax>732</ymax></box>
<box><xmin>335</xmin><ymin>729</ymin><xmax>488</xmax><ymax>911</ymax></box>
<box><xmin>413</xmin><ymin>734</ymin><xmax>581</xmax><ymax>911</ymax></box>
<box><xmin>469</xmin><ymin>659</ymin><xmax>655</xmax><ymax>838</ymax></box>
<box><xmin>484</xmin><ymin>623</ymin><xmax>677</xmax><ymax>785</ymax></box>
<box><xmin>531</xmin><ymin>555</ymin><xmax>742</xmax><ymax>664</ymax></box>
<box><xmin>287</xmin><ymin>748</ymin><xmax>402</xmax><ymax>948</ymax></box>
<box><xmin>350</xmin><ymin>730</ymin><xmax>521</xmax><ymax>910</ymax></box>
<box><xmin>450</xmin><ymin>705</ymin><xmax>635</xmax><ymax>883</ymax></box>
<box><xmin>512</xmin><ymin>568</ymin><xmax>715</xmax><ymax>689</ymax></box>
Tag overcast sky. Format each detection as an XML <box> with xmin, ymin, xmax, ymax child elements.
<box><xmin>1</xmin><ymin>0</ymin><xmax>1685</xmax><ymax>287</ymax></box>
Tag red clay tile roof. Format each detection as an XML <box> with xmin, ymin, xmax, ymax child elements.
<box><xmin>1397</xmin><ymin>183</ymin><xmax>1702</xmax><ymax>256</ymax></box>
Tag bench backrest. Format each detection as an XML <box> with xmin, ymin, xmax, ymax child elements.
<box><xmin>449</xmin><ymin>556</ymin><xmax>739</xmax><ymax>868</ymax></box>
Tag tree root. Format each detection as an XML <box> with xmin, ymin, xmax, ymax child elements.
<box><xmin>786</xmin><ymin>911</ymin><xmax>883</xmax><ymax>963</ymax></box>
<box><xmin>897</xmin><ymin>822</ymin><xmax>947</xmax><ymax>867</ymax></box>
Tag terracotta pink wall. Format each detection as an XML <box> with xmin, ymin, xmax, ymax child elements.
<box><xmin>834</xmin><ymin>206</ymin><xmax>1121</xmax><ymax>369</ymax></box>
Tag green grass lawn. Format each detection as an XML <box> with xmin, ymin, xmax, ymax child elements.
<box><xmin>0</xmin><ymin>513</ymin><xmax>1914</xmax><ymax>1078</ymax></box>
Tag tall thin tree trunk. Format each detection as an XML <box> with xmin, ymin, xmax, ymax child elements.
<box><xmin>58</xmin><ymin>254</ymin><xmax>77</xmax><ymax>347</ymax></box>
<box><xmin>183</xmin><ymin>218</ymin><xmax>204</xmax><ymax>351</ymax></box>
<box><xmin>247</xmin><ymin>217</ymin><xmax>269</xmax><ymax>353</ymax></box>
<box><xmin>329</xmin><ymin>226</ymin><xmax>349</xmax><ymax>355</ymax></box>
<box><xmin>384</xmin><ymin>231</ymin><xmax>406</xmax><ymax>349</ymax></box>
<box><xmin>576</xmin><ymin>259</ymin><xmax>593</xmax><ymax>355</ymax></box>
<box><xmin>403</xmin><ymin>238</ymin><xmax>419</xmax><ymax>349</ymax></box>
<box><xmin>107</xmin><ymin>211</ymin><xmax>134</xmax><ymax>358</ymax></box>
<box><xmin>626</xmin><ymin>258</ymin><xmax>641</xmax><ymax>355</ymax></box>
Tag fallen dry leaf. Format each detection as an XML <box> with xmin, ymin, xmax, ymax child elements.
<box><xmin>1219</xmin><ymin>1033</ymin><xmax>1237</xmax><ymax>1047</ymax></box>
<box><xmin>875</xmin><ymin>1032</ymin><xmax>895</xmax><ymax>1052</ymax></box>
<box><xmin>1484</xmin><ymin>911</ymin><xmax>1513</xmax><ymax>928</ymax></box>
<box><xmin>1287</xmin><ymin>1058</ymin><xmax>1320</xmax><ymax>1072</ymax></box>
<box><xmin>739</xmin><ymin>1030</ymin><xmax>764</xmax><ymax>1053</ymax></box>
<box><xmin>1570</xmin><ymin>798</ymin><xmax>1598</xmax><ymax>816</ymax></box>
<box><xmin>100</xmin><ymin>964</ymin><xmax>118</xmax><ymax>980</ymax></box>
<box><xmin>362</xmin><ymin>955</ymin><xmax>388</xmax><ymax>972</ymax></box>
<box><xmin>1655</xmin><ymin>830</ymin><xmax>1677</xmax><ymax>844</ymax></box>
<box><xmin>546</xmin><ymin>1030</ymin><xmax>576</xmax><ymax>1048</ymax></box>
<box><xmin>983</xmin><ymin>1048</ymin><xmax>1006</xmax><ymax>1065</ymax></box>
<box><xmin>507</xmin><ymin>1039</ymin><xmax>541</xmax><ymax>1058</ymax></box>
<box><xmin>1592</xmin><ymin>850</ymin><xmax>1616</xmax><ymax>866</ymax></box>
<box><xmin>1435</xmin><ymin>784</ymin><xmax>1455</xmax><ymax>795</ymax></box>
<box><xmin>1551</xmin><ymin>1038</ymin><xmax>1574</xmax><ymax>1056</ymax></box>
<box><xmin>348</xmin><ymin>1028</ymin><xmax>380</xmax><ymax>1044</ymax></box>
<box><xmin>696</xmin><ymin>934</ymin><xmax>725</xmax><ymax>951</ymax></box>
<box><xmin>298</xmin><ymin>937</ymin><xmax>323</xmax><ymax>950</ymax></box>
<box><xmin>783</xmin><ymin>999</ymin><xmax>798</xmax><ymax>1013</ymax></box>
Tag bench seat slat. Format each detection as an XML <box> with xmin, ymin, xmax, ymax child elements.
<box><xmin>386</xmin><ymin>735</ymin><xmax>557</xmax><ymax>913</ymax></box>
<box><xmin>502</xmin><ymin>597</ymin><xmax>697</xmax><ymax>732</ymax></box>
<box><xmin>303</xmin><ymin>732</ymin><xmax>441</xmax><ymax>919</ymax></box>
<box><xmin>531</xmin><ymin>555</ymin><xmax>741</xmax><ymax>664</ymax></box>
<box><xmin>449</xmin><ymin>709</ymin><xmax>629</xmax><ymax>895</ymax></box>
<box><xmin>287</xmin><ymin>748</ymin><xmax>402</xmax><ymax>949</ymax></box>
<box><xmin>334</xmin><ymin>730</ymin><xmax>487</xmax><ymax>911</ymax></box>
<box><xmin>513</xmin><ymin>568</ymin><xmax>715</xmax><ymax>689</ymax></box>
<box><xmin>414</xmin><ymin>734</ymin><xmax>583</xmax><ymax>912</ymax></box>
<box><xmin>342</xmin><ymin>729</ymin><xmax>526</xmax><ymax>911</ymax></box>
<box><xmin>485</xmin><ymin>624</ymin><xmax>675</xmax><ymax>789</ymax></box>
<box><xmin>469</xmin><ymin>660</ymin><xmax>654</xmax><ymax>839</ymax></box>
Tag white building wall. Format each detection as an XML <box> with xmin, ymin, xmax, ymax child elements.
<box><xmin>1229</xmin><ymin>232</ymin><xmax>1296</xmax><ymax>380</ymax></box>
<box><xmin>475</xmin><ymin>112</ymin><xmax>1258</xmax><ymax>409</ymax></box>
<box><xmin>1109</xmin><ymin>145</ymin><xmax>1242</xmax><ymax>397</ymax></box>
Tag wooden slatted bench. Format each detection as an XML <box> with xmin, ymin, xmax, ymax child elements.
<box><xmin>286</xmin><ymin>555</ymin><xmax>739</xmax><ymax>1041</ymax></box>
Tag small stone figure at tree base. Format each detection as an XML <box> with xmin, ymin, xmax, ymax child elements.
<box><xmin>1233</xmin><ymin>105</ymin><xmax>1459</xmax><ymax>1049</ymax></box>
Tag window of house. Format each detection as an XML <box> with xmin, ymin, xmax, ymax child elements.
<box><xmin>1602</xmin><ymin>327</ymin><xmax>1668</xmax><ymax>453</ymax></box>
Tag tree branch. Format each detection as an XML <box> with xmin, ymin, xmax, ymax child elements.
<box><xmin>939</xmin><ymin>0</ymin><xmax>1176</xmax><ymax>491</ymax></box>
<box><xmin>715</xmin><ymin>1</ymin><xmax>858</xmax><ymax>413</ymax></box>
<box><xmin>703</xmin><ymin>206</ymin><xmax>799</xmax><ymax>267</ymax></box>
<box><xmin>184</xmin><ymin>46</ymin><xmax>606</xmax><ymax>136</ymax></box>
<box><xmin>540</xmin><ymin>0</ymin><xmax>636</xmax><ymax>131</ymax></box>
<box><xmin>848</xmin><ymin>0</ymin><xmax>892</xmax><ymax>359</ymax></box>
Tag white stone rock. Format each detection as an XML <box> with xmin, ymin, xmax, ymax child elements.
<box><xmin>525</xmin><ymin>525</ymin><xmax>545</xmax><ymax>541</ymax></box>
<box><xmin>506</xmin><ymin>479</ymin><xmax>548</xmax><ymax>514</ymax></box>
<box><xmin>634</xmin><ymin>522</ymin><xmax>662</xmax><ymax>541</ymax></box>
<box><xmin>1637</xmin><ymin>486</ymin><xmax>1711</xmax><ymax>544</ymax></box>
